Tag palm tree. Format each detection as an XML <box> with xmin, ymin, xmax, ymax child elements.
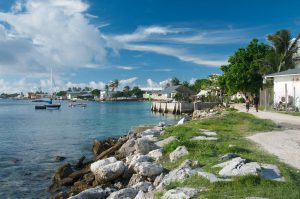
<box><xmin>109</xmin><ymin>79</ymin><xmax>119</xmax><ymax>92</ymax></box>
<box><xmin>267</xmin><ymin>29</ymin><xmax>300</xmax><ymax>72</ymax></box>
<box><xmin>171</xmin><ymin>77</ymin><xmax>180</xmax><ymax>86</ymax></box>
<box><xmin>105</xmin><ymin>84</ymin><xmax>109</xmax><ymax>92</ymax></box>
<box><xmin>123</xmin><ymin>85</ymin><xmax>130</xmax><ymax>92</ymax></box>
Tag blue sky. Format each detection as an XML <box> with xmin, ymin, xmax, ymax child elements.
<box><xmin>0</xmin><ymin>0</ymin><xmax>300</xmax><ymax>92</ymax></box>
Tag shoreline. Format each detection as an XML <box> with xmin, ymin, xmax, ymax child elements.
<box><xmin>49</xmin><ymin>123</ymin><xmax>170</xmax><ymax>199</ymax></box>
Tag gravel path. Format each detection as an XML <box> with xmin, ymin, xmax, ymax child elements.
<box><xmin>234</xmin><ymin>104</ymin><xmax>300</xmax><ymax>170</ymax></box>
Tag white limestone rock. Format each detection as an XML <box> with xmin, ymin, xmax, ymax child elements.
<box><xmin>141</xmin><ymin>129</ymin><xmax>160</xmax><ymax>141</ymax></box>
<box><xmin>69</xmin><ymin>187</ymin><xmax>115</xmax><ymax>199</ymax></box>
<box><xmin>147</xmin><ymin>148</ymin><xmax>163</xmax><ymax>161</ymax></box>
<box><xmin>156</xmin><ymin>160</ymin><xmax>198</xmax><ymax>190</ymax></box>
<box><xmin>213</xmin><ymin>157</ymin><xmax>246</xmax><ymax>168</ymax></box>
<box><xmin>162</xmin><ymin>187</ymin><xmax>206</xmax><ymax>199</ymax></box>
<box><xmin>215</xmin><ymin>157</ymin><xmax>261</xmax><ymax>177</ymax></box>
<box><xmin>135</xmin><ymin>138</ymin><xmax>159</xmax><ymax>155</ymax></box>
<box><xmin>169</xmin><ymin>146</ymin><xmax>189</xmax><ymax>162</ymax></box>
<box><xmin>134</xmin><ymin>161</ymin><xmax>163</xmax><ymax>177</ymax></box>
<box><xmin>117</xmin><ymin>138</ymin><xmax>136</xmax><ymax>157</ymax></box>
<box><xmin>177</xmin><ymin>118</ymin><xmax>185</xmax><ymax>125</ymax></box>
<box><xmin>91</xmin><ymin>159</ymin><xmax>126</xmax><ymax>182</ymax></box>
<box><xmin>90</xmin><ymin>157</ymin><xmax>117</xmax><ymax>172</ymax></box>
<box><xmin>191</xmin><ymin>136</ymin><xmax>218</xmax><ymax>141</ymax></box>
<box><xmin>155</xmin><ymin>136</ymin><xmax>177</xmax><ymax>148</ymax></box>
<box><xmin>126</xmin><ymin>153</ymin><xmax>151</xmax><ymax>169</ymax></box>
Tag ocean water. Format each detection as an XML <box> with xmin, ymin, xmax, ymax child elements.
<box><xmin>0</xmin><ymin>100</ymin><xmax>179</xmax><ymax>199</ymax></box>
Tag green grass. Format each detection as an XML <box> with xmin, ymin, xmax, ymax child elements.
<box><xmin>157</xmin><ymin>111</ymin><xmax>300</xmax><ymax>199</ymax></box>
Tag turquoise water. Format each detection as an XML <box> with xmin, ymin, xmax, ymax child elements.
<box><xmin>0</xmin><ymin>100</ymin><xmax>179</xmax><ymax>198</ymax></box>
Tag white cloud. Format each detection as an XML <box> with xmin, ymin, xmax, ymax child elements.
<box><xmin>119</xmin><ymin>77</ymin><xmax>138</xmax><ymax>86</ymax></box>
<box><xmin>124</xmin><ymin>44</ymin><xmax>227</xmax><ymax>67</ymax></box>
<box><xmin>159</xmin><ymin>79</ymin><xmax>172</xmax><ymax>88</ymax></box>
<box><xmin>0</xmin><ymin>0</ymin><xmax>107</xmax><ymax>75</ymax></box>
<box><xmin>146</xmin><ymin>79</ymin><xmax>159</xmax><ymax>88</ymax></box>
<box><xmin>144</xmin><ymin>68</ymin><xmax>172</xmax><ymax>72</ymax></box>
<box><xmin>116</xmin><ymin>66</ymin><xmax>136</xmax><ymax>70</ymax></box>
<box><xmin>111</xmin><ymin>26</ymin><xmax>185</xmax><ymax>43</ymax></box>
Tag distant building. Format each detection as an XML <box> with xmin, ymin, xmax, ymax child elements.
<box><xmin>67</xmin><ymin>91</ymin><xmax>91</xmax><ymax>100</ymax></box>
<box><xmin>141</xmin><ymin>88</ymin><xmax>162</xmax><ymax>100</ymax></box>
<box><xmin>26</xmin><ymin>92</ymin><xmax>49</xmax><ymax>99</ymax></box>
<box><xmin>265</xmin><ymin>68</ymin><xmax>300</xmax><ymax>108</ymax></box>
<box><xmin>151</xmin><ymin>85</ymin><xmax>194</xmax><ymax>101</ymax></box>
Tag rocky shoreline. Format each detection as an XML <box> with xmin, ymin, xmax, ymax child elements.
<box><xmin>48</xmin><ymin>105</ymin><xmax>285</xmax><ymax>199</ymax></box>
<box><xmin>48</xmin><ymin>106</ymin><xmax>226</xmax><ymax>199</ymax></box>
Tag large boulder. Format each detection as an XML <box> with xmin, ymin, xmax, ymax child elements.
<box><xmin>135</xmin><ymin>138</ymin><xmax>159</xmax><ymax>155</ymax></box>
<box><xmin>147</xmin><ymin>149</ymin><xmax>163</xmax><ymax>161</ymax></box>
<box><xmin>90</xmin><ymin>157</ymin><xmax>126</xmax><ymax>183</ymax></box>
<box><xmin>134</xmin><ymin>162</ymin><xmax>163</xmax><ymax>177</ymax></box>
<box><xmin>69</xmin><ymin>187</ymin><xmax>115</xmax><ymax>199</ymax></box>
<box><xmin>162</xmin><ymin>187</ymin><xmax>206</xmax><ymax>199</ymax></box>
<box><xmin>215</xmin><ymin>157</ymin><xmax>261</xmax><ymax>177</ymax></box>
<box><xmin>157</xmin><ymin>160</ymin><xmax>199</xmax><ymax>190</ymax></box>
<box><xmin>126</xmin><ymin>153</ymin><xmax>151</xmax><ymax>169</ymax></box>
<box><xmin>155</xmin><ymin>136</ymin><xmax>177</xmax><ymax>148</ymax></box>
<box><xmin>117</xmin><ymin>138</ymin><xmax>136</xmax><ymax>158</ymax></box>
<box><xmin>169</xmin><ymin>146</ymin><xmax>189</xmax><ymax>162</ymax></box>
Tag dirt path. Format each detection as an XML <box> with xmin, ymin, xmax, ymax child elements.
<box><xmin>233</xmin><ymin>104</ymin><xmax>300</xmax><ymax>170</ymax></box>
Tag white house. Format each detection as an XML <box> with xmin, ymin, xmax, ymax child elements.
<box><xmin>151</xmin><ymin>85</ymin><xmax>195</xmax><ymax>101</ymax></box>
<box><xmin>265</xmin><ymin>68</ymin><xmax>300</xmax><ymax>108</ymax></box>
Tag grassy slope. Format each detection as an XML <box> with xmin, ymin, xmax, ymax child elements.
<box><xmin>158</xmin><ymin>110</ymin><xmax>300</xmax><ymax>199</ymax></box>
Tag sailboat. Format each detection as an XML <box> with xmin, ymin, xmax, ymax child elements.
<box><xmin>35</xmin><ymin>69</ymin><xmax>61</xmax><ymax>110</ymax></box>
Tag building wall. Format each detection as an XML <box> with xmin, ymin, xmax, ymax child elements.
<box><xmin>273</xmin><ymin>75</ymin><xmax>300</xmax><ymax>108</ymax></box>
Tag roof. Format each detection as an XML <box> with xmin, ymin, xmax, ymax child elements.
<box><xmin>159</xmin><ymin>85</ymin><xmax>195</xmax><ymax>95</ymax></box>
<box><xmin>265</xmin><ymin>68</ymin><xmax>300</xmax><ymax>78</ymax></box>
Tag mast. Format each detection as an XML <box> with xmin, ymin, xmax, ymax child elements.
<box><xmin>50</xmin><ymin>68</ymin><xmax>53</xmax><ymax>98</ymax></box>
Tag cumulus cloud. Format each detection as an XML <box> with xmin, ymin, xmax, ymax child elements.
<box><xmin>0</xmin><ymin>0</ymin><xmax>107</xmax><ymax>75</ymax></box>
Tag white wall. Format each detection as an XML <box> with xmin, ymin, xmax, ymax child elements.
<box><xmin>273</xmin><ymin>75</ymin><xmax>300</xmax><ymax>108</ymax></box>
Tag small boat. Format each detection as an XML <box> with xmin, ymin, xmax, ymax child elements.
<box><xmin>35</xmin><ymin>105</ymin><xmax>46</xmax><ymax>110</ymax></box>
<box><xmin>45</xmin><ymin>104</ymin><xmax>61</xmax><ymax>110</ymax></box>
<box><xmin>33</xmin><ymin>68</ymin><xmax>61</xmax><ymax>110</ymax></box>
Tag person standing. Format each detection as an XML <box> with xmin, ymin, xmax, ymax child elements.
<box><xmin>245</xmin><ymin>96</ymin><xmax>250</xmax><ymax>112</ymax></box>
<box><xmin>253</xmin><ymin>94</ymin><xmax>259</xmax><ymax>112</ymax></box>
